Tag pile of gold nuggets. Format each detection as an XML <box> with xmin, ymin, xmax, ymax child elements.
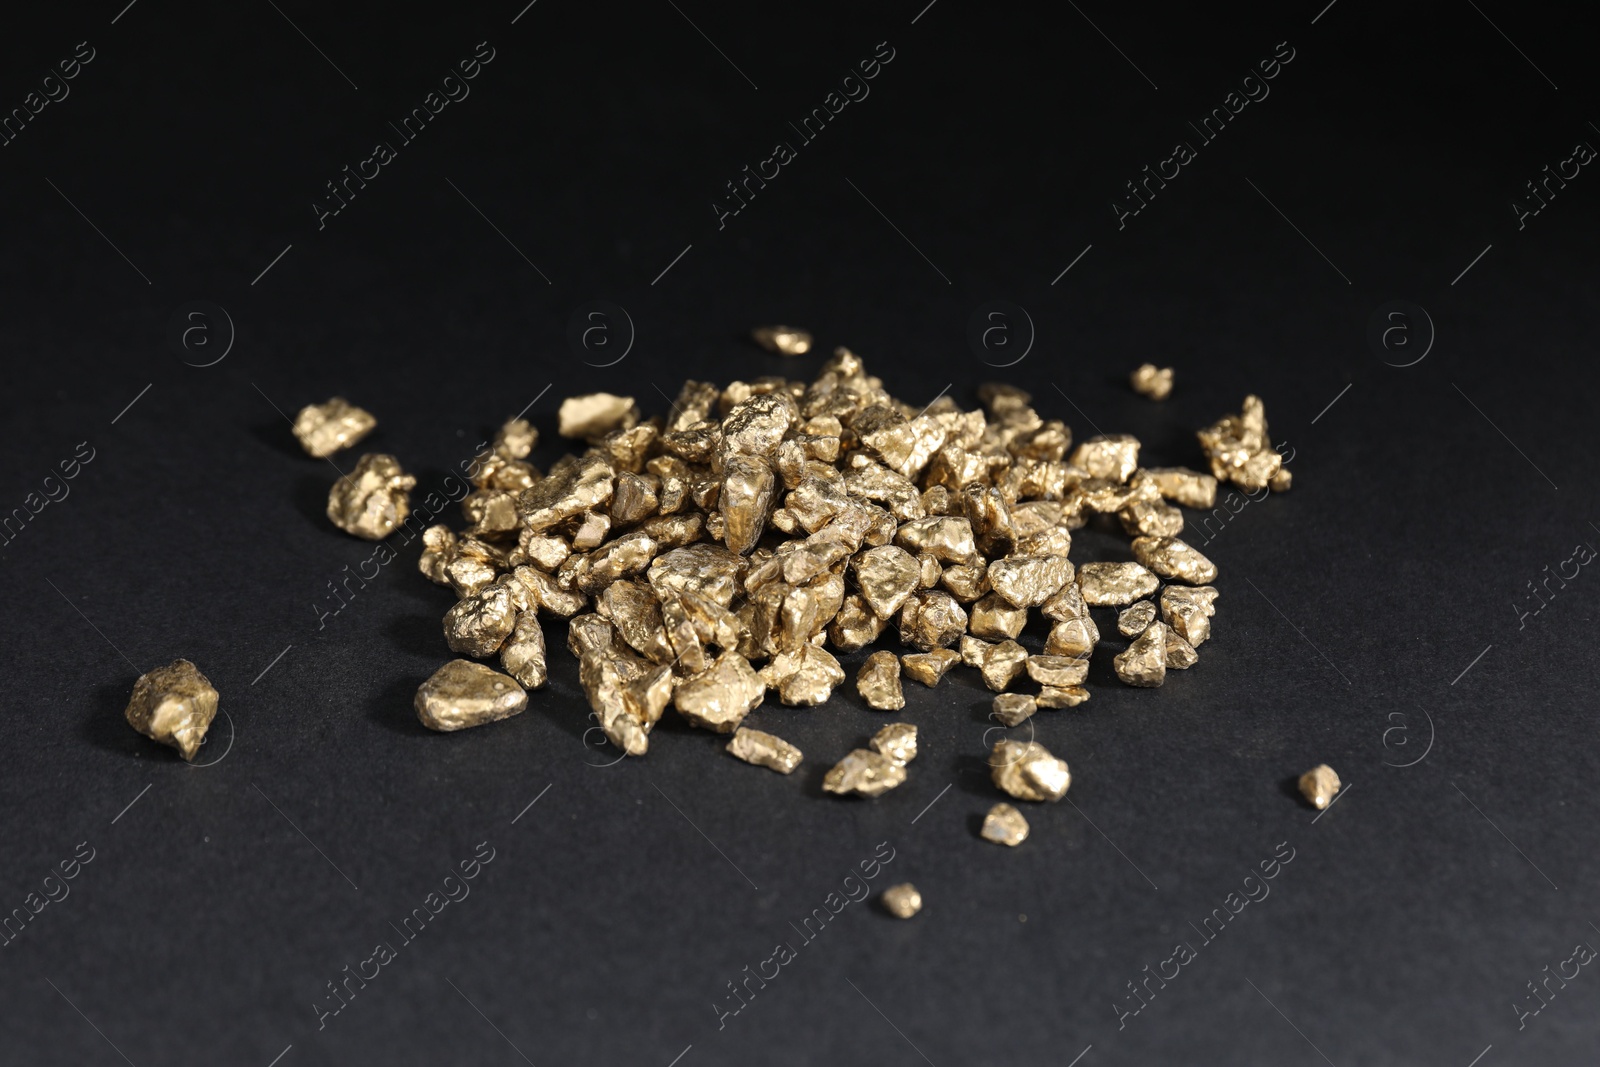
<box><xmin>124</xmin><ymin>339</ymin><xmax>1302</xmax><ymax>863</ymax></box>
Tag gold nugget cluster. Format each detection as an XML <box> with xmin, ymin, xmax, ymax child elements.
<box><xmin>398</xmin><ymin>350</ymin><xmax>1289</xmax><ymax>819</ymax></box>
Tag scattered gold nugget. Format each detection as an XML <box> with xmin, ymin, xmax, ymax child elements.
<box><xmin>751</xmin><ymin>325</ymin><xmax>813</xmax><ymax>356</ymax></box>
<box><xmin>823</xmin><ymin>749</ymin><xmax>908</xmax><ymax>797</ymax></box>
<box><xmin>990</xmin><ymin>739</ymin><xmax>1071</xmax><ymax>802</ymax></box>
<box><xmin>726</xmin><ymin>727</ymin><xmax>802</xmax><ymax>774</ymax></box>
<box><xmin>414</xmin><ymin>659</ymin><xmax>527</xmax><ymax>732</ymax></box>
<box><xmin>1077</xmin><ymin>562</ymin><xmax>1159</xmax><ymax>606</ymax></box>
<box><xmin>991</xmin><ymin>692</ymin><xmax>1037</xmax><ymax>727</ymax></box>
<box><xmin>981</xmin><ymin>802</ymin><xmax>1030</xmax><ymax>846</ymax></box>
<box><xmin>1037</xmin><ymin>685</ymin><xmax>1090</xmax><ymax>708</ymax></box>
<box><xmin>881</xmin><ymin>882</ymin><xmax>922</xmax><ymax>919</ymax></box>
<box><xmin>1298</xmin><ymin>764</ymin><xmax>1341</xmax><ymax>809</ymax></box>
<box><xmin>293</xmin><ymin>396</ymin><xmax>376</xmax><ymax>458</ymax></box>
<box><xmin>901</xmin><ymin>649</ymin><xmax>960</xmax><ymax>687</ymax></box>
<box><xmin>1114</xmin><ymin>621</ymin><xmax>1168</xmax><ymax>687</ymax></box>
<box><xmin>558</xmin><ymin>392</ymin><xmax>639</xmax><ymax>440</ymax></box>
<box><xmin>327</xmin><ymin>453</ymin><xmax>416</xmax><ymax>540</ymax></box>
<box><xmin>1130</xmin><ymin>363</ymin><xmax>1174</xmax><ymax>400</ymax></box>
<box><xmin>124</xmin><ymin>659</ymin><xmax>218</xmax><ymax>760</ymax></box>
<box><xmin>1117</xmin><ymin>600</ymin><xmax>1157</xmax><ymax>637</ymax></box>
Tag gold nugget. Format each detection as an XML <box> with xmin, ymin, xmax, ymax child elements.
<box><xmin>823</xmin><ymin>749</ymin><xmax>907</xmax><ymax>797</ymax></box>
<box><xmin>327</xmin><ymin>453</ymin><xmax>416</xmax><ymax>540</ymax></box>
<box><xmin>414</xmin><ymin>659</ymin><xmax>527</xmax><ymax>732</ymax></box>
<box><xmin>857</xmin><ymin>651</ymin><xmax>906</xmax><ymax>710</ymax></box>
<box><xmin>751</xmin><ymin>325</ymin><xmax>813</xmax><ymax>356</ymax></box>
<box><xmin>1298</xmin><ymin>764</ymin><xmax>1341</xmax><ymax>809</ymax></box>
<box><xmin>124</xmin><ymin>659</ymin><xmax>218</xmax><ymax>760</ymax></box>
<box><xmin>981</xmin><ymin>802</ymin><xmax>1030</xmax><ymax>846</ymax></box>
<box><xmin>1129</xmin><ymin>363</ymin><xmax>1174</xmax><ymax>401</ymax></box>
<box><xmin>293</xmin><ymin>397</ymin><xmax>376</xmax><ymax>458</ymax></box>
<box><xmin>881</xmin><ymin>882</ymin><xmax>922</xmax><ymax>919</ymax></box>
<box><xmin>870</xmin><ymin>722</ymin><xmax>918</xmax><ymax>765</ymax></box>
<box><xmin>990</xmin><ymin>739</ymin><xmax>1071</xmax><ymax>802</ymax></box>
<box><xmin>991</xmin><ymin>693</ymin><xmax>1037</xmax><ymax>727</ymax></box>
<box><xmin>727</xmin><ymin>727</ymin><xmax>803</xmax><ymax>774</ymax></box>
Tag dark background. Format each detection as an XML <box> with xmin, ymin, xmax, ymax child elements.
<box><xmin>1</xmin><ymin>1</ymin><xmax>1596</xmax><ymax>1064</ymax></box>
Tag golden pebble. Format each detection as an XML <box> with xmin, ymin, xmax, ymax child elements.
<box><xmin>293</xmin><ymin>397</ymin><xmax>376</xmax><ymax>458</ymax></box>
<box><xmin>327</xmin><ymin>453</ymin><xmax>416</xmax><ymax>540</ymax></box>
<box><xmin>981</xmin><ymin>802</ymin><xmax>1030</xmax><ymax>846</ymax></box>
<box><xmin>414</xmin><ymin>659</ymin><xmax>527</xmax><ymax>732</ymax></box>
<box><xmin>823</xmin><ymin>748</ymin><xmax>908</xmax><ymax>797</ymax></box>
<box><xmin>870</xmin><ymin>722</ymin><xmax>918</xmax><ymax>765</ymax></box>
<box><xmin>991</xmin><ymin>692</ymin><xmax>1037</xmax><ymax>727</ymax></box>
<box><xmin>124</xmin><ymin>659</ymin><xmax>218</xmax><ymax>760</ymax></box>
<box><xmin>901</xmin><ymin>649</ymin><xmax>960</xmax><ymax>687</ymax></box>
<box><xmin>881</xmin><ymin>882</ymin><xmax>922</xmax><ymax>919</ymax></box>
<box><xmin>1076</xmin><ymin>562</ymin><xmax>1159</xmax><ymax>606</ymax></box>
<box><xmin>751</xmin><ymin>325</ymin><xmax>814</xmax><ymax>356</ymax></box>
<box><xmin>726</xmin><ymin>726</ymin><xmax>803</xmax><ymax>774</ymax></box>
<box><xmin>1129</xmin><ymin>363</ymin><xmax>1174</xmax><ymax>401</ymax></box>
<box><xmin>1298</xmin><ymin>764</ymin><xmax>1341</xmax><ymax>809</ymax></box>
<box><xmin>1117</xmin><ymin>600</ymin><xmax>1158</xmax><ymax>637</ymax></box>
<box><xmin>857</xmin><ymin>650</ymin><xmax>906</xmax><ymax>710</ymax></box>
<box><xmin>1114</xmin><ymin>620</ymin><xmax>1168</xmax><ymax>688</ymax></box>
<box><xmin>990</xmin><ymin>739</ymin><xmax>1071</xmax><ymax>802</ymax></box>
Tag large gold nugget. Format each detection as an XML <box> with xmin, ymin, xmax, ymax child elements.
<box><xmin>720</xmin><ymin>454</ymin><xmax>777</xmax><ymax>555</ymax></box>
<box><xmin>414</xmin><ymin>659</ymin><xmax>527</xmax><ymax>732</ymax></box>
<box><xmin>857</xmin><ymin>651</ymin><xmax>906</xmax><ymax>710</ymax></box>
<box><xmin>726</xmin><ymin>727</ymin><xmax>802</xmax><ymax>773</ymax></box>
<box><xmin>327</xmin><ymin>453</ymin><xmax>416</xmax><ymax>540</ymax></box>
<box><xmin>1298</xmin><ymin>764</ymin><xmax>1341</xmax><ymax>809</ymax></box>
<box><xmin>124</xmin><ymin>659</ymin><xmax>218</xmax><ymax>760</ymax></box>
<box><xmin>293</xmin><ymin>397</ymin><xmax>376</xmax><ymax>458</ymax></box>
<box><xmin>673</xmin><ymin>651</ymin><xmax>765</xmax><ymax>732</ymax></box>
<box><xmin>990</xmin><ymin>739</ymin><xmax>1071</xmax><ymax>802</ymax></box>
<box><xmin>823</xmin><ymin>749</ymin><xmax>907</xmax><ymax>797</ymax></box>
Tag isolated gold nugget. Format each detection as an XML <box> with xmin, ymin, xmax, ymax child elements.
<box><xmin>293</xmin><ymin>396</ymin><xmax>376</xmax><ymax>458</ymax></box>
<box><xmin>823</xmin><ymin>749</ymin><xmax>907</xmax><ymax>797</ymax></box>
<box><xmin>991</xmin><ymin>692</ymin><xmax>1037</xmax><ymax>727</ymax></box>
<box><xmin>1298</xmin><ymin>764</ymin><xmax>1341</xmax><ymax>810</ymax></box>
<box><xmin>870</xmin><ymin>722</ymin><xmax>918</xmax><ymax>765</ymax></box>
<box><xmin>751</xmin><ymin>325</ymin><xmax>813</xmax><ymax>356</ymax></box>
<box><xmin>327</xmin><ymin>453</ymin><xmax>416</xmax><ymax>540</ymax></box>
<box><xmin>981</xmin><ymin>802</ymin><xmax>1030</xmax><ymax>846</ymax></box>
<box><xmin>1130</xmin><ymin>363</ymin><xmax>1174</xmax><ymax>401</ymax></box>
<box><xmin>857</xmin><ymin>651</ymin><xmax>905</xmax><ymax>710</ymax></box>
<box><xmin>414</xmin><ymin>659</ymin><xmax>527</xmax><ymax>732</ymax></box>
<box><xmin>124</xmin><ymin>659</ymin><xmax>218</xmax><ymax>760</ymax></box>
<box><xmin>881</xmin><ymin>882</ymin><xmax>922</xmax><ymax>919</ymax></box>
<box><xmin>726</xmin><ymin>727</ymin><xmax>802</xmax><ymax>774</ymax></box>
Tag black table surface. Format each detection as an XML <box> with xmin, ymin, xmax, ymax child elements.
<box><xmin>2</xmin><ymin>2</ymin><xmax>1597</xmax><ymax>1064</ymax></box>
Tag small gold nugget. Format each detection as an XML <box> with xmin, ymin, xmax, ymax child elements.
<box><xmin>991</xmin><ymin>692</ymin><xmax>1037</xmax><ymax>727</ymax></box>
<box><xmin>901</xmin><ymin>649</ymin><xmax>960</xmax><ymax>687</ymax></box>
<box><xmin>293</xmin><ymin>397</ymin><xmax>376</xmax><ymax>458</ymax></box>
<box><xmin>823</xmin><ymin>748</ymin><xmax>907</xmax><ymax>797</ymax></box>
<box><xmin>870</xmin><ymin>722</ymin><xmax>918</xmax><ymax>765</ymax></box>
<box><xmin>1114</xmin><ymin>620</ymin><xmax>1168</xmax><ymax>687</ymax></box>
<box><xmin>414</xmin><ymin>659</ymin><xmax>527</xmax><ymax>732</ymax></box>
<box><xmin>981</xmin><ymin>802</ymin><xmax>1030</xmax><ymax>846</ymax></box>
<box><xmin>327</xmin><ymin>453</ymin><xmax>416</xmax><ymax>540</ymax></box>
<box><xmin>1117</xmin><ymin>600</ymin><xmax>1157</xmax><ymax>637</ymax></box>
<box><xmin>726</xmin><ymin>727</ymin><xmax>802</xmax><ymax>774</ymax></box>
<box><xmin>124</xmin><ymin>659</ymin><xmax>218</xmax><ymax>760</ymax></box>
<box><xmin>990</xmin><ymin>739</ymin><xmax>1071</xmax><ymax>802</ymax></box>
<box><xmin>1298</xmin><ymin>764</ymin><xmax>1341</xmax><ymax>810</ymax></box>
<box><xmin>1130</xmin><ymin>363</ymin><xmax>1174</xmax><ymax>401</ymax></box>
<box><xmin>1076</xmin><ymin>562</ymin><xmax>1159</xmax><ymax>606</ymax></box>
<box><xmin>881</xmin><ymin>882</ymin><xmax>922</xmax><ymax>919</ymax></box>
<box><xmin>857</xmin><ymin>650</ymin><xmax>906</xmax><ymax>710</ymax></box>
<box><xmin>557</xmin><ymin>392</ymin><xmax>639</xmax><ymax>440</ymax></box>
<box><xmin>751</xmin><ymin>325</ymin><xmax>813</xmax><ymax>356</ymax></box>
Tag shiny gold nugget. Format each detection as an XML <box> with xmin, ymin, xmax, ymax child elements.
<box><xmin>881</xmin><ymin>882</ymin><xmax>922</xmax><ymax>919</ymax></box>
<box><xmin>293</xmin><ymin>396</ymin><xmax>376</xmax><ymax>458</ymax></box>
<box><xmin>1298</xmin><ymin>764</ymin><xmax>1341</xmax><ymax>810</ymax></box>
<box><xmin>870</xmin><ymin>722</ymin><xmax>918</xmax><ymax>765</ymax></box>
<box><xmin>751</xmin><ymin>325</ymin><xmax>813</xmax><ymax>356</ymax></box>
<box><xmin>823</xmin><ymin>749</ymin><xmax>908</xmax><ymax>797</ymax></box>
<box><xmin>726</xmin><ymin>727</ymin><xmax>802</xmax><ymax>774</ymax></box>
<box><xmin>124</xmin><ymin>658</ymin><xmax>218</xmax><ymax>760</ymax></box>
<box><xmin>1130</xmin><ymin>363</ymin><xmax>1174</xmax><ymax>401</ymax></box>
<box><xmin>1114</xmin><ymin>620</ymin><xmax>1168</xmax><ymax>687</ymax></box>
<box><xmin>414</xmin><ymin>659</ymin><xmax>527</xmax><ymax>732</ymax></box>
<box><xmin>1077</xmin><ymin>561</ymin><xmax>1159</xmax><ymax>606</ymax></box>
<box><xmin>1037</xmin><ymin>685</ymin><xmax>1090</xmax><ymax>708</ymax></box>
<box><xmin>901</xmin><ymin>649</ymin><xmax>960</xmax><ymax>687</ymax></box>
<box><xmin>327</xmin><ymin>453</ymin><xmax>416</xmax><ymax>540</ymax></box>
<box><xmin>857</xmin><ymin>650</ymin><xmax>905</xmax><ymax>710</ymax></box>
<box><xmin>990</xmin><ymin>739</ymin><xmax>1071</xmax><ymax>802</ymax></box>
<box><xmin>1117</xmin><ymin>600</ymin><xmax>1157</xmax><ymax>637</ymax></box>
<box><xmin>981</xmin><ymin>802</ymin><xmax>1030</xmax><ymax>846</ymax></box>
<box><xmin>991</xmin><ymin>692</ymin><xmax>1036</xmax><ymax>727</ymax></box>
<box><xmin>1026</xmin><ymin>655</ymin><xmax>1089</xmax><ymax>688</ymax></box>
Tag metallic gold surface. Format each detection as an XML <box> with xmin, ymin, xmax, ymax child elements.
<box><xmin>558</xmin><ymin>392</ymin><xmax>639</xmax><ymax>440</ymax></box>
<box><xmin>750</xmin><ymin>325</ymin><xmax>813</xmax><ymax>356</ymax></box>
<box><xmin>823</xmin><ymin>748</ymin><xmax>908</xmax><ymax>797</ymax></box>
<box><xmin>414</xmin><ymin>659</ymin><xmax>527</xmax><ymax>732</ymax></box>
<box><xmin>990</xmin><ymin>740</ymin><xmax>1071</xmax><ymax>802</ymax></box>
<box><xmin>293</xmin><ymin>397</ymin><xmax>376</xmax><ymax>458</ymax></box>
<box><xmin>901</xmin><ymin>648</ymin><xmax>960</xmax><ymax>687</ymax></box>
<box><xmin>1298</xmin><ymin>764</ymin><xmax>1341</xmax><ymax>809</ymax></box>
<box><xmin>1131</xmin><ymin>536</ymin><xmax>1218</xmax><ymax>585</ymax></box>
<box><xmin>674</xmin><ymin>651</ymin><xmax>765</xmax><ymax>732</ymax></box>
<box><xmin>881</xmin><ymin>883</ymin><xmax>923</xmax><ymax>919</ymax></box>
<box><xmin>327</xmin><ymin>453</ymin><xmax>416</xmax><ymax>540</ymax></box>
<box><xmin>870</xmin><ymin>722</ymin><xmax>918</xmax><ymax>765</ymax></box>
<box><xmin>980</xmin><ymin>639</ymin><xmax>1029</xmax><ymax>692</ymax></box>
<box><xmin>991</xmin><ymin>692</ymin><xmax>1037</xmax><ymax>727</ymax></box>
<box><xmin>1129</xmin><ymin>363</ymin><xmax>1174</xmax><ymax>401</ymax></box>
<box><xmin>1114</xmin><ymin>620</ymin><xmax>1168</xmax><ymax>687</ymax></box>
<box><xmin>726</xmin><ymin>727</ymin><xmax>803</xmax><ymax>773</ymax></box>
<box><xmin>124</xmin><ymin>659</ymin><xmax>218</xmax><ymax>760</ymax></box>
<box><xmin>1117</xmin><ymin>600</ymin><xmax>1158</xmax><ymax>637</ymax></box>
<box><xmin>856</xmin><ymin>650</ymin><xmax>906</xmax><ymax>710</ymax></box>
<box><xmin>981</xmin><ymin>802</ymin><xmax>1030</xmax><ymax>846</ymax></box>
<box><xmin>1076</xmin><ymin>561</ymin><xmax>1159</xmax><ymax>606</ymax></box>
